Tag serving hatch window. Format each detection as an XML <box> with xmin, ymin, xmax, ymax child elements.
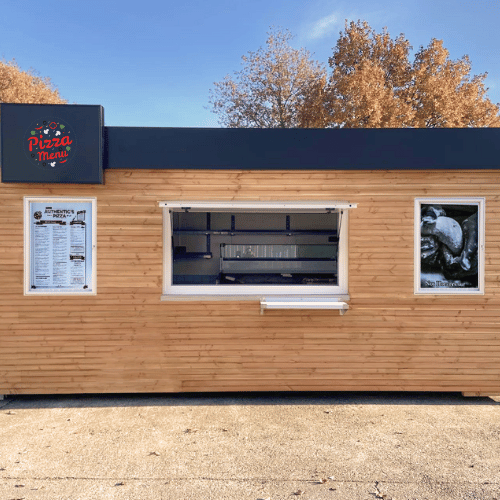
<box><xmin>160</xmin><ymin>201</ymin><xmax>355</xmax><ymax>298</ymax></box>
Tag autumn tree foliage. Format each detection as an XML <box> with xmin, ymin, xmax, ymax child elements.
<box><xmin>208</xmin><ymin>29</ymin><xmax>328</xmax><ymax>128</ymax></box>
<box><xmin>410</xmin><ymin>38</ymin><xmax>500</xmax><ymax>127</ymax></box>
<box><xmin>322</xmin><ymin>21</ymin><xmax>415</xmax><ymax>128</ymax></box>
<box><xmin>0</xmin><ymin>58</ymin><xmax>67</xmax><ymax>119</ymax></box>
<box><xmin>325</xmin><ymin>21</ymin><xmax>500</xmax><ymax>128</ymax></box>
<box><xmin>210</xmin><ymin>23</ymin><xmax>500</xmax><ymax>128</ymax></box>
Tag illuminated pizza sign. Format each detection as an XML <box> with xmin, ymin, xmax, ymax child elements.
<box><xmin>24</xmin><ymin>118</ymin><xmax>77</xmax><ymax>170</ymax></box>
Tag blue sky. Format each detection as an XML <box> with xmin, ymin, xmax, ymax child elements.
<box><xmin>1</xmin><ymin>0</ymin><xmax>499</xmax><ymax>127</ymax></box>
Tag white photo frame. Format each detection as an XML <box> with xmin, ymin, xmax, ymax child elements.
<box><xmin>24</xmin><ymin>196</ymin><xmax>97</xmax><ymax>295</ymax></box>
<box><xmin>414</xmin><ymin>197</ymin><xmax>485</xmax><ymax>295</ymax></box>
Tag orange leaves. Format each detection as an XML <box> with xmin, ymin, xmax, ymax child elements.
<box><xmin>329</xmin><ymin>21</ymin><xmax>415</xmax><ymax>128</ymax></box>
<box><xmin>209</xmin><ymin>23</ymin><xmax>500</xmax><ymax>129</ymax></box>
<box><xmin>411</xmin><ymin>39</ymin><xmax>500</xmax><ymax>127</ymax></box>
<box><xmin>328</xmin><ymin>21</ymin><xmax>500</xmax><ymax>128</ymax></box>
<box><xmin>208</xmin><ymin>28</ymin><xmax>328</xmax><ymax>128</ymax></box>
<box><xmin>0</xmin><ymin>58</ymin><xmax>67</xmax><ymax>119</ymax></box>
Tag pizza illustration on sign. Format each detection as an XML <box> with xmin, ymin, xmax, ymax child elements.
<box><xmin>24</xmin><ymin>118</ymin><xmax>77</xmax><ymax>170</ymax></box>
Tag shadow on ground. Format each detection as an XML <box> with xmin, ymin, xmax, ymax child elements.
<box><xmin>1</xmin><ymin>391</ymin><xmax>499</xmax><ymax>410</ymax></box>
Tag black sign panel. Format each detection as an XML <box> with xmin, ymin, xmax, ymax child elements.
<box><xmin>104</xmin><ymin>126</ymin><xmax>500</xmax><ymax>171</ymax></box>
<box><xmin>1</xmin><ymin>103</ymin><xmax>103</xmax><ymax>184</ymax></box>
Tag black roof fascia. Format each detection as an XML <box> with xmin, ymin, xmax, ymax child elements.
<box><xmin>104</xmin><ymin>126</ymin><xmax>500</xmax><ymax>171</ymax></box>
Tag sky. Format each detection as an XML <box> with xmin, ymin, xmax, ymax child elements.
<box><xmin>1</xmin><ymin>0</ymin><xmax>499</xmax><ymax>128</ymax></box>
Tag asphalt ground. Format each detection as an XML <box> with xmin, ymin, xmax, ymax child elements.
<box><xmin>0</xmin><ymin>391</ymin><xmax>499</xmax><ymax>500</ymax></box>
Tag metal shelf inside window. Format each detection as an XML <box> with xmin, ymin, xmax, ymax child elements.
<box><xmin>172</xmin><ymin>211</ymin><xmax>339</xmax><ymax>287</ymax></box>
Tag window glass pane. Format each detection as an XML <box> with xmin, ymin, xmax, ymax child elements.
<box><xmin>172</xmin><ymin>211</ymin><xmax>339</xmax><ymax>286</ymax></box>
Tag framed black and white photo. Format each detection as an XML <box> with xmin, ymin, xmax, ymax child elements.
<box><xmin>415</xmin><ymin>198</ymin><xmax>484</xmax><ymax>294</ymax></box>
<box><xmin>24</xmin><ymin>197</ymin><xmax>97</xmax><ymax>295</ymax></box>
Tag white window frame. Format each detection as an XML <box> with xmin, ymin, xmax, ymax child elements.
<box><xmin>414</xmin><ymin>197</ymin><xmax>485</xmax><ymax>295</ymax></box>
<box><xmin>24</xmin><ymin>196</ymin><xmax>97</xmax><ymax>296</ymax></box>
<box><xmin>160</xmin><ymin>201</ymin><xmax>355</xmax><ymax>300</ymax></box>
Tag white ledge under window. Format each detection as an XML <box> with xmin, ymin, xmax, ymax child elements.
<box><xmin>260</xmin><ymin>296</ymin><xmax>349</xmax><ymax>315</ymax></box>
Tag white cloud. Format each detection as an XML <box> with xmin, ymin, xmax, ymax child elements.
<box><xmin>301</xmin><ymin>6</ymin><xmax>402</xmax><ymax>44</ymax></box>
<box><xmin>308</xmin><ymin>13</ymin><xmax>340</xmax><ymax>40</ymax></box>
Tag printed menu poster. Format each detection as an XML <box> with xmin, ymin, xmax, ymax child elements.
<box><xmin>29</xmin><ymin>201</ymin><xmax>93</xmax><ymax>292</ymax></box>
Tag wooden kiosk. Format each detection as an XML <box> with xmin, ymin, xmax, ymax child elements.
<box><xmin>1</xmin><ymin>103</ymin><xmax>499</xmax><ymax>396</ymax></box>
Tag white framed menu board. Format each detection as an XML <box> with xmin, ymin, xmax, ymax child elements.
<box><xmin>24</xmin><ymin>197</ymin><xmax>97</xmax><ymax>295</ymax></box>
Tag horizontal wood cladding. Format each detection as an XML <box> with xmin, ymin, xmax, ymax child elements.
<box><xmin>1</xmin><ymin>169</ymin><xmax>500</xmax><ymax>395</ymax></box>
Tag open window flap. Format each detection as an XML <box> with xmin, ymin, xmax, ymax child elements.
<box><xmin>160</xmin><ymin>201</ymin><xmax>357</xmax><ymax>212</ymax></box>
